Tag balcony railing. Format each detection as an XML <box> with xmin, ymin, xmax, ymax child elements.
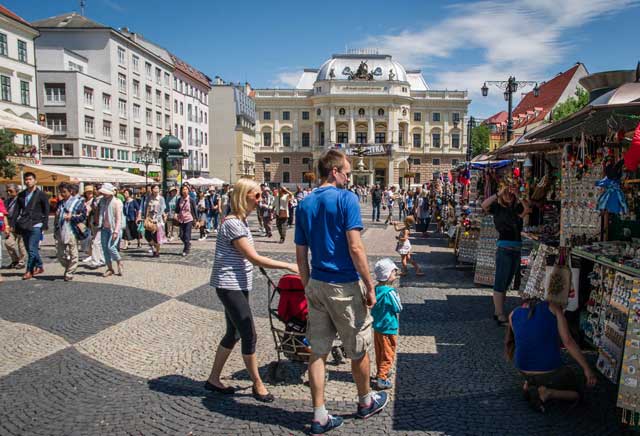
<box><xmin>47</xmin><ymin>124</ymin><xmax>67</xmax><ymax>135</ymax></box>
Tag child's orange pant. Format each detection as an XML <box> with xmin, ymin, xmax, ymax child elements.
<box><xmin>374</xmin><ymin>331</ymin><xmax>397</xmax><ymax>380</ymax></box>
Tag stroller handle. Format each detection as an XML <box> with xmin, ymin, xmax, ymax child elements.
<box><xmin>259</xmin><ymin>267</ymin><xmax>277</xmax><ymax>288</ymax></box>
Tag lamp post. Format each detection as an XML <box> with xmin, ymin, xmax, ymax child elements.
<box><xmin>133</xmin><ymin>145</ymin><xmax>159</xmax><ymax>186</ymax></box>
<box><xmin>307</xmin><ymin>157</ymin><xmax>314</xmax><ymax>188</ymax></box>
<box><xmin>481</xmin><ymin>77</ymin><xmax>539</xmax><ymax>142</ymax></box>
<box><xmin>466</xmin><ymin>116</ymin><xmax>475</xmax><ymax>162</ymax></box>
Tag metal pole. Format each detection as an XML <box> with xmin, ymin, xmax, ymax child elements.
<box><xmin>145</xmin><ymin>162</ymin><xmax>148</xmax><ymax>186</ymax></box>
<box><xmin>466</xmin><ymin>116</ymin><xmax>474</xmax><ymax>161</ymax></box>
<box><xmin>507</xmin><ymin>77</ymin><xmax>514</xmax><ymax>143</ymax></box>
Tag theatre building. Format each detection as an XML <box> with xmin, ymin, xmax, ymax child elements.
<box><xmin>254</xmin><ymin>51</ymin><xmax>470</xmax><ymax>187</ymax></box>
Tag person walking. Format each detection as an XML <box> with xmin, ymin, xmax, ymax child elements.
<box><xmin>482</xmin><ymin>181</ymin><xmax>529</xmax><ymax>325</ymax></box>
<box><xmin>206</xmin><ymin>187</ymin><xmax>220</xmax><ymax>233</ymax></box>
<box><xmin>176</xmin><ymin>184</ymin><xmax>197</xmax><ymax>256</ymax></box>
<box><xmin>4</xmin><ymin>184</ymin><xmax>26</xmax><ymax>269</ymax></box>
<box><xmin>97</xmin><ymin>183</ymin><xmax>124</xmax><ymax>277</ymax></box>
<box><xmin>275</xmin><ymin>186</ymin><xmax>291</xmax><ymax>243</ymax></box>
<box><xmin>165</xmin><ymin>186</ymin><xmax>178</xmax><ymax>241</ymax></box>
<box><xmin>371</xmin><ymin>184</ymin><xmax>382</xmax><ymax>222</ymax></box>
<box><xmin>83</xmin><ymin>185</ymin><xmax>106</xmax><ymax>267</ymax></box>
<box><xmin>141</xmin><ymin>185</ymin><xmax>166</xmax><ymax>257</ymax></box>
<box><xmin>206</xmin><ymin>178</ymin><xmax>298</xmax><ymax>402</ymax></box>
<box><xmin>53</xmin><ymin>182</ymin><xmax>87</xmax><ymax>281</ymax></box>
<box><xmin>292</xmin><ymin>185</ymin><xmax>305</xmax><ymax>226</ymax></box>
<box><xmin>13</xmin><ymin>172</ymin><xmax>49</xmax><ymax>280</ymax></box>
<box><xmin>391</xmin><ymin>216</ymin><xmax>424</xmax><ymax>276</ymax></box>
<box><xmin>256</xmin><ymin>184</ymin><xmax>266</xmax><ymax>234</ymax></box>
<box><xmin>196</xmin><ymin>191</ymin><xmax>208</xmax><ymax>241</ymax></box>
<box><xmin>295</xmin><ymin>149</ymin><xmax>388</xmax><ymax>434</ymax></box>
<box><xmin>260</xmin><ymin>187</ymin><xmax>274</xmax><ymax>238</ymax></box>
<box><xmin>0</xmin><ymin>196</ymin><xmax>7</xmax><ymax>282</ymax></box>
<box><xmin>121</xmin><ymin>189</ymin><xmax>140</xmax><ymax>250</ymax></box>
<box><xmin>383</xmin><ymin>186</ymin><xmax>396</xmax><ymax>225</ymax></box>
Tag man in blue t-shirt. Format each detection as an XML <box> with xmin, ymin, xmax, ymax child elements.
<box><xmin>295</xmin><ymin>149</ymin><xmax>388</xmax><ymax>434</ymax></box>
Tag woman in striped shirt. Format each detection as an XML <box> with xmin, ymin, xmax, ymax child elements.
<box><xmin>207</xmin><ymin>178</ymin><xmax>298</xmax><ymax>403</ymax></box>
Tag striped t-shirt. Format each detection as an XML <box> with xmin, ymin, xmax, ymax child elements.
<box><xmin>210</xmin><ymin>218</ymin><xmax>254</xmax><ymax>291</ymax></box>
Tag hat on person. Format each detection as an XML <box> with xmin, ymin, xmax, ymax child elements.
<box><xmin>99</xmin><ymin>182</ymin><xmax>116</xmax><ymax>196</ymax></box>
<box><xmin>83</xmin><ymin>185</ymin><xmax>94</xmax><ymax>194</ymax></box>
<box><xmin>169</xmin><ymin>186</ymin><xmax>178</xmax><ymax>192</ymax></box>
<box><xmin>374</xmin><ymin>258</ymin><xmax>398</xmax><ymax>282</ymax></box>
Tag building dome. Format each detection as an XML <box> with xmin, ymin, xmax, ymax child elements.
<box><xmin>316</xmin><ymin>53</ymin><xmax>408</xmax><ymax>82</ymax></box>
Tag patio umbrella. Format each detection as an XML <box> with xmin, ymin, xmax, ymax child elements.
<box><xmin>0</xmin><ymin>110</ymin><xmax>53</xmax><ymax>135</ymax></box>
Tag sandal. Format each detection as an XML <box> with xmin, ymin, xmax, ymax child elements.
<box><xmin>527</xmin><ymin>386</ymin><xmax>546</xmax><ymax>413</ymax></box>
<box><xmin>102</xmin><ymin>270</ymin><xmax>114</xmax><ymax>277</ymax></box>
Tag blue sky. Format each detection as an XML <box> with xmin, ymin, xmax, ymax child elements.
<box><xmin>7</xmin><ymin>0</ymin><xmax>640</xmax><ymax>118</ymax></box>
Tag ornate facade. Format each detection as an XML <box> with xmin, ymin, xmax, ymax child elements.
<box><xmin>254</xmin><ymin>52</ymin><xmax>470</xmax><ymax>187</ymax></box>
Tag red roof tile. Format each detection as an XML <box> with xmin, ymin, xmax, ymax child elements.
<box><xmin>170</xmin><ymin>54</ymin><xmax>211</xmax><ymax>89</ymax></box>
<box><xmin>0</xmin><ymin>5</ymin><xmax>32</xmax><ymax>27</ymax></box>
<box><xmin>483</xmin><ymin>111</ymin><xmax>507</xmax><ymax>125</ymax></box>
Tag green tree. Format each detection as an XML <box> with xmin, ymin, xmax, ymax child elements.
<box><xmin>471</xmin><ymin>124</ymin><xmax>490</xmax><ymax>157</ymax></box>
<box><xmin>551</xmin><ymin>88</ymin><xmax>589</xmax><ymax>121</ymax></box>
<box><xmin>0</xmin><ymin>129</ymin><xmax>18</xmax><ymax>178</ymax></box>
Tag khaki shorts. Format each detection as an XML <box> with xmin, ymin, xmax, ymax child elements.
<box><xmin>305</xmin><ymin>278</ymin><xmax>373</xmax><ymax>360</ymax></box>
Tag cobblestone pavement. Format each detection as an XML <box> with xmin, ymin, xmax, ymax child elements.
<box><xmin>0</xmin><ymin>207</ymin><xmax>629</xmax><ymax>435</ymax></box>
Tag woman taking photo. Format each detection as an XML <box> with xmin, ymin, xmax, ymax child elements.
<box><xmin>206</xmin><ymin>178</ymin><xmax>298</xmax><ymax>402</ymax></box>
<box><xmin>482</xmin><ymin>181</ymin><xmax>529</xmax><ymax>325</ymax></box>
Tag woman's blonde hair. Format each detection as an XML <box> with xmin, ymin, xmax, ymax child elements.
<box><xmin>231</xmin><ymin>178</ymin><xmax>260</xmax><ymax>220</ymax></box>
<box><xmin>404</xmin><ymin>215</ymin><xmax>415</xmax><ymax>228</ymax></box>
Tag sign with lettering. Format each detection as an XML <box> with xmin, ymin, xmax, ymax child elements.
<box><xmin>334</xmin><ymin>144</ymin><xmax>391</xmax><ymax>156</ymax></box>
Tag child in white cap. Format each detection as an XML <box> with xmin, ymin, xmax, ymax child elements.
<box><xmin>371</xmin><ymin>258</ymin><xmax>403</xmax><ymax>390</ymax></box>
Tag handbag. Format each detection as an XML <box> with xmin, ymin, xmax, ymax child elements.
<box><xmin>531</xmin><ymin>175</ymin><xmax>551</xmax><ymax>201</ymax></box>
<box><xmin>544</xmin><ymin>249</ymin><xmax>571</xmax><ymax>308</ymax></box>
<box><xmin>137</xmin><ymin>220</ymin><xmax>145</xmax><ymax>235</ymax></box>
<box><xmin>143</xmin><ymin>217</ymin><xmax>157</xmax><ymax>233</ymax></box>
<box><xmin>278</xmin><ymin>209</ymin><xmax>288</xmax><ymax>219</ymax></box>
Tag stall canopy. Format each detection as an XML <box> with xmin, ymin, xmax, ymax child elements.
<box><xmin>185</xmin><ymin>176</ymin><xmax>226</xmax><ymax>187</ymax></box>
<box><xmin>0</xmin><ymin>164</ymin><xmax>148</xmax><ymax>185</ymax></box>
<box><xmin>469</xmin><ymin>160</ymin><xmax>512</xmax><ymax>170</ymax></box>
<box><xmin>0</xmin><ymin>110</ymin><xmax>52</xmax><ymax>135</ymax></box>
<box><xmin>491</xmin><ymin>124</ymin><xmax>556</xmax><ymax>158</ymax></box>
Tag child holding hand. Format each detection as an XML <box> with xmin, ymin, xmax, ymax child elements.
<box><xmin>391</xmin><ymin>216</ymin><xmax>424</xmax><ymax>276</ymax></box>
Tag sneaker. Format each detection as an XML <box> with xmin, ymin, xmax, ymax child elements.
<box><xmin>182</xmin><ymin>252</ymin><xmax>188</xmax><ymax>257</ymax></box>
<box><xmin>310</xmin><ymin>415</ymin><xmax>343</xmax><ymax>435</ymax></box>
<box><xmin>82</xmin><ymin>257</ymin><xmax>94</xmax><ymax>264</ymax></box>
<box><xmin>147</xmin><ymin>249</ymin><xmax>153</xmax><ymax>254</ymax></box>
<box><xmin>356</xmin><ymin>391</ymin><xmax>389</xmax><ymax>419</ymax></box>
<box><xmin>376</xmin><ymin>378</ymin><xmax>393</xmax><ymax>390</ymax></box>
<box><xmin>198</xmin><ymin>237</ymin><xmax>207</xmax><ymax>241</ymax></box>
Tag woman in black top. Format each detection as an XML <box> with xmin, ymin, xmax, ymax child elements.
<box><xmin>482</xmin><ymin>183</ymin><xmax>529</xmax><ymax>325</ymax></box>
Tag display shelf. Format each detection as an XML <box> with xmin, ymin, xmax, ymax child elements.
<box><xmin>572</xmin><ymin>248</ymin><xmax>640</xmax><ymax>278</ymax></box>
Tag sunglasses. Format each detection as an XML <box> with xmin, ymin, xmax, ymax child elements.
<box><xmin>253</xmin><ymin>192</ymin><xmax>261</xmax><ymax>199</ymax></box>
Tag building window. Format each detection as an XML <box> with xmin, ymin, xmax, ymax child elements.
<box><xmin>23</xmin><ymin>134</ymin><xmax>32</xmax><ymax>146</ymax></box>
<box><xmin>452</xmin><ymin>159</ymin><xmax>459</xmax><ymax>166</ymax></box>
<box><xmin>20</xmin><ymin>81</ymin><xmax>29</xmax><ymax>105</ymax></box>
<box><xmin>263</xmin><ymin>157</ymin><xmax>271</xmax><ymax>164</ymax></box>
<box><xmin>264</xmin><ymin>171</ymin><xmax>271</xmax><ymax>183</ymax></box>
<box><xmin>119</xmin><ymin>99</ymin><xmax>127</xmax><ymax>117</ymax></box>
<box><xmin>102</xmin><ymin>93</ymin><xmax>111</xmax><ymax>111</ymax></box>
<box><xmin>164</xmin><ymin>93</ymin><xmax>170</xmax><ymax>109</ymax></box>
<box><xmin>432</xmin><ymin>112</ymin><xmax>441</xmax><ymax>122</ymax></box>
<box><xmin>0</xmin><ymin>76</ymin><xmax>9</xmax><ymax>101</ymax></box>
<box><xmin>356</xmin><ymin>132</ymin><xmax>367</xmax><ymax>144</ymax></box>
<box><xmin>164</xmin><ymin>72</ymin><xmax>170</xmax><ymax>86</ymax></box>
<box><xmin>320</xmin><ymin>131</ymin><xmax>325</xmax><ymax>146</ymax></box>
<box><xmin>432</xmin><ymin>133</ymin><xmax>441</xmax><ymax>148</ymax></box>
<box><xmin>402</xmin><ymin>87</ymin><xmax>408</xmax><ymax>93</ymax></box>
<box><xmin>358</xmin><ymin>108</ymin><xmax>365</xmax><ymax>116</ymax></box>
<box><xmin>432</xmin><ymin>158</ymin><xmax>440</xmax><ymax>166</ymax></box>
<box><xmin>146</xmin><ymin>108</ymin><xmax>152</xmax><ymax>125</ymax></box>
<box><xmin>414</xmin><ymin>112</ymin><xmax>422</xmax><ymax>122</ymax></box>
<box><xmin>46</xmin><ymin>113</ymin><xmax>66</xmax><ymax>134</ymax></box>
<box><xmin>263</xmin><ymin>132</ymin><xmax>272</xmax><ymax>147</ymax></box>
<box><xmin>101</xmin><ymin>147</ymin><xmax>114</xmax><ymax>160</ymax></box>
<box><xmin>103</xmin><ymin>120</ymin><xmax>111</xmax><ymax>138</ymax></box>
<box><xmin>453</xmin><ymin>113</ymin><xmax>460</xmax><ymax>123</ymax></box>
<box><xmin>174</xmin><ymin>99</ymin><xmax>178</xmax><ymax>113</ymax></box>
<box><xmin>452</xmin><ymin>133</ymin><xmax>461</xmax><ymax>148</ymax></box>
<box><xmin>117</xmin><ymin>150</ymin><xmax>129</xmax><ymax>161</ymax></box>
<box><xmin>282</xmin><ymin>132</ymin><xmax>291</xmax><ymax>147</ymax></box>
<box><xmin>263</xmin><ymin>111</ymin><xmax>271</xmax><ymax>120</ymax></box>
<box><xmin>302</xmin><ymin>157</ymin><xmax>310</xmax><ymax>165</ymax></box>
<box><xmin>132</xmin><ymin>55</ymin><xmax>139</xmax><ymax>72</ymax></box>
<box><xmin>337</xmin><ymin>132</ymin><xmax>348</xmax><ymax>143</ymax></box>
<box><xmin>156</xmin><ymin>111</ymin><xmax>161</xmax><ymax>126</ymax></box>
<box><xmin>132</xmin><ymin>80</ymin><xmax>140</xmax><ymax>98</ymax></box>
<box><xmin>302</xmin><ymin>111</ymin><xmax>309</xmax><ymax>120</ymax></box>
<box><xmin>339</xmin><ymin>108</ymin><xmax>346</xmax><ymax>116</ymax></box>
<box><xmin>84</xmin><ymin>87</ymin><xmax>93</xmax><ymax>107</ymax></box>
<box><xmin>119</xmin><ymin>124</ymin><xmax>127</xmax><ymax>141</ymax></box>
<box><xmin>155</xmin><ymin>67</ymin><xmax>161</xmax><ymax>84</ymax></box>
<box><xmin>179</xmin><ymin>102</ymin><xmax>183</xmax><ymax>115</ymax></box>
<box><xmin>133</xmin><ymin>104</ymin><xmax>141</xmax><ymax>120</ymax></box>
<box><xmin>146</xmin><ymin>130</ymin><xmax>152</xmax><ymax>146</ymax></box>
<box><xmin>45</xmin><ymin>84</ymin><xmax>65</xmax><ymax>104</ymax></box>
<box><xmin>17</xmin><ymin>40</ymin><xmax>27</xmax><ymax>62</ymax></box>
<box><xmin>179</xmin><ymin>126</ymin><xmax>183</xmax><ymax>139</ymax></box>
<box><xmin>164</xmin><ymin>114</ymin><xmax>170</xmax><ymax>130</ymax></box>
<box><xmin>413</xmin><ymin>158</ymin><xmax>421</xmax><ymax>165</ymax></box>
<box><xmin>378</xmin><ymin>108</ymin><xmax>385</xmax><ymax>116</ymax></box>
<box><xmin>283</xmin><ymin>172</ymin><xmax>290</xmax><ymax>183</ymax></box>
<box><xmin>375</xmin><ymin>132</ymin><xmax>386</xmax><ymax>144</ymax></box>
<box><xmin>118</xmin><ymin>73</ymin><xmax>127</xmax><ymax>93</ymax></box>
<box><xmin>84</xmin><ymin>116</ymin><xmax>94</xmax><ymax>136</ymax></box>
<box><xmin>145</xmin><ymin>62</ymin><xmax>152</xmax><ymax>77</ymax></box>
<box><xmin>302</xmin><ymin>132</ymin><xmax>310</xmax><ymax>147</ymax></box>
<box><xmin>0</xmin><ymin>33</ymin><xmax>6</xmax><ymax>56</ymax></box>
<box><xmin>413</xmin><ymin>133</ymin><xmax>421</xmax><ymax>148</ymax></box>
<box><xmin>67</xmin><ymin>61</ymin><xmax>83</xmax><ymax>72</ymax></box>
<box><xmin>43</xmin><ymin>143</ymin><xmax>73</xmax><ymax>156</ymax></box>
<box><xmin>414</xmin><ymin>173</ymin><xmax>421</xmax><ymax>184</ymax></box>
<box><xmin>283</xmin><ymin>157</ymin><xmax>290</xmax><ymax>164</ymax></box>
<box><xmin>81</xmin><ymin>144</ymin><xmax>97</xmax><ymax>158</ymax></box>
<box><xmin>155</xmin><ymin>89</ymin><xmax>162</xmax><ymax>106</ymax></box>
<box><xmin>187</xmin><ymin>104</ymin><xmax>192</xmax><ymax>121</ymax></box>
<box><xmin>117</xmin><ymin>46</ymin><xmax>126</xmax><ymax>65</ymax></box>
<box><xmin>282</xmin><ymin>111</ymin><xmax>290</xmax><ymax>120</ymax></box>
<box><xmin>145</xmin><ymin>85</ymin><xmax>152</xmax><ymax>103</ymax></box>
<box><xmin>174</xmin><ymin>123</ymin><xmax>178</xmax><ymax>136</ymax></box>
<box><xmin>134</xmin><ymin>128</ymin><xmax>141</xmax><ymax>146</ymax></box>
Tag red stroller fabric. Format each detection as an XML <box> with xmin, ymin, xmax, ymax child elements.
<box><xmin>277</xmin><ymin>274</ymin><xmax>308</xmax><ymax>323</ymax></box>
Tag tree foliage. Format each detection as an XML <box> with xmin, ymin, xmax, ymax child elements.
<box><xmin>0</xmin><ymin>129</ymin><xmax>18</xmax><ymax>179</ymax></box>
<box><xmin>551</xmin><ymin>88</ymin><xmax>589</xmax><ymax>121</ymax></box>
<box><xmin>471</xmin><ymin>124</ymin><xmax>490</xmax><ymax>157</ymax></box>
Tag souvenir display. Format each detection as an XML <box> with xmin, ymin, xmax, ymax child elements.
<box><xmin>574</xmin><ymin>241</ymin><xmax>640</xmax><ymax>274</ymax></box>
<box><xmin>522</xmin><ymin>244</ymin><xmax>555</xmax><ymax>299</ymax></box>
<box><xmin>618</xmin><ymin>277</ymin><xmax>640</xmax><ymax>418</ymax></box>
<box><xmin>561</xmin><ymin>158</ymin><xmax>601</xmax><ymax>246</ymax></box>
<box><xmin>474</xmin><ymin>216</ymin><xmax>499</xmax><ymax>286</ymax></box>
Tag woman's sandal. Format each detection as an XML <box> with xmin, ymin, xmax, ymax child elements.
<box><xmin>204</xmin><ymin>381</ymin><xmax>235</xmax><ymax>395</ymax></box>
<box><xmin>252</xmin><ymin>385</ymin><xmax>274</xmax><ymax>403</ymax></box>
<box><xmin>527</xmin><ymin>386</ymin><xmax>546</xmax><ymax>413</ymax></box>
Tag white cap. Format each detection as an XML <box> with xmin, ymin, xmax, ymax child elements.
<box><xmin>99</xmin><ymin>183</ymin><xmax>116</xmax><ymax>196</ymax></box>
<box><xmin>374</xmin><ymin>258</ymin><xmax>398</xmax><ymax>282</ymax></box>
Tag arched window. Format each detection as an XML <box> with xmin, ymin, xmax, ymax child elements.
<box><xmin>339</xmin><ymin>108</ymin><xmax>346</xmax><ymax>116</ymax></box>
<box><xmin>378</xmin><ymin>108</ymin><xmax>384</xmax><ymax>116</ymax></box>
<box><xmin>358</xmin><ymin>108</ymin><xmax>365</xmax><ymax>116</ymax></box>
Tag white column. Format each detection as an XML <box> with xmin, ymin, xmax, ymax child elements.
<box><xmin>329</xmin><ymin>106</ymin><xmax>336</xmax><ymax>144</ymax></box>
<box><xmin>387</xmin><ymin>160</ymin><xmax>395</xmax><ymax>187</ymax></box>
<box><xmin>323</xmin><ymin>108</ymin><xmax>330</xmax><ymax>147</ymax></box>
<box><xmin>369</xmin><ymin>157</ymin><xmax>375</xmax><ymax>186</ymax></box>
<box><xmin>368</xmin><ymin>108</ymin><xmax>374</xmax><ymax>144</ymax></box>
<box><xmin>293</xmin><ymin>109</ymin><xmax>299</xmax><ymax>150</ymax></box>
<box><xmin>387</xmin><ymin>106</ymin><xmax>394</xmax><ymax>144</ymax></box>
<box><xmin>348</xmin><ymin>106</ymin><xmax>356</xmax><ymax>144</ymax></box>
<box><xmin>443</xmin><ymin>112</ymin><xmax>449</xmax><ymax>149</ymax></box>
<box><xmin>274</xmin><ymin>116</ymin><xmax>280</xmax><ymax>148</ymax></box>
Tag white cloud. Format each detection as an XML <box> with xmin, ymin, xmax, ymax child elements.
<box><xmin>101</xmin><ymin>0</ymin><xmax>125</xmax><ymax>12</ymax></box>
<box><xmin>362</xmin><ymin>0</ymin><xmax>638</xmax><ymax>115</ymax></box>
<box><xmin>271</xmin><ymin>70</ymin><xmax>302</xmax><ymax>88</ymax></box>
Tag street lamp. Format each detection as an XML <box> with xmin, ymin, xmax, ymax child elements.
<box><xmin>306</xmin><ymin>157</ymin><xmax>314</xmax><ymax>188</ymax></box>
<box><xmin>481</xmin><ymin>77</ymin><xmax>539</xmax><ymax>142</ymax></box>
<box><xmin>133</xmin><ymin>145</ymin><xmax>159</xmax><ymax>186</ymax></box>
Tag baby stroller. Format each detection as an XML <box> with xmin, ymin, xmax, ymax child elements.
<box><xmin>260</xmin><ymin>268</ymin><xmax>346</xmax><ymax>369</ymax></box>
